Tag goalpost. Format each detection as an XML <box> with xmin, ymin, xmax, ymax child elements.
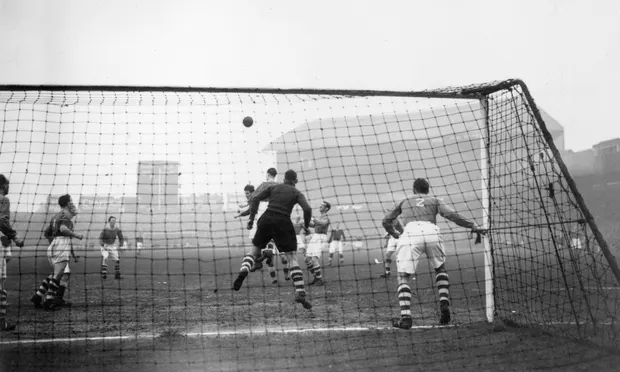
<box><xmin>0</xmin><ymin>80</ymin><xmax>619</xmax><ymax>370</ymax></box>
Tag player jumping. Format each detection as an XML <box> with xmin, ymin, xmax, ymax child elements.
<box><xmin>32</xmin><ymin>194</ymin><xmax>83</xmax><ymax>311</ymax></box>
<box><xmin>328</xmin><ymin>222</ymin><xmax>345</xmax><ymax>266</ymax></box>
<box><xmin>0</xmin><ymin>175</ymin><xmax>25</xmax><ymax>330</ymax></box>
<box><xmin>305</xmin><ymin>201</ymin><xmax>330</xmax><ymax>286</ymax></box>
<box><xmin>233</xmin><ymin>169</ymin><xmax>313</xmax><ymax>310</ymax></box>
<box><xmin>99</xmin><ymin>216</ymin><xmax>125</xmax><ymax>280</ymax></box>
<box><xmin>383</xmin><ymin>178</ymin><xmax>485</xmax><ymax>329</ymax></box>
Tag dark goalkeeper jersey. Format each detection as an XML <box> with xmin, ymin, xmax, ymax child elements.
<box><xmin>250</xmin><ymin>183</ymin><xmax>312</xmax><ymax>228</ymax></box>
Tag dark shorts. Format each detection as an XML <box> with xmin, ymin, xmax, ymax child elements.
<box><xmin>252</xmin><ymin>211</ymin><xmax>297</xmax><ymax>253</ymax></box>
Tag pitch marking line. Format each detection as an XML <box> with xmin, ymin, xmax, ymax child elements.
<box><xmin>0</xmin><ymin>325</ymin><xmax>455</xmax><ymax>346</ymax></box>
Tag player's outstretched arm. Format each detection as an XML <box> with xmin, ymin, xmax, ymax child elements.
<box><xmin>296</xmin><ymin>193</ymin><xmax>312</xmax><ymax>231</ymax></box>
<box><xmin>60</xmin><ymin>224</ymin><xmax>83</xmax><ymax>240</ymax></box>
<box><xmin>382</xmin><ymin>202</ymin><xmax>403</xmax><ymax>239</ymax></box>
<box><xmin>437</xmin><ymin>199</ymin><xmax>484</xmax><ymax>233</ymax></box>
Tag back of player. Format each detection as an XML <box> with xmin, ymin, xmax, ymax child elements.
<box><xmin>233</xmin><ymin>169</ymin><xmax>313</xmax><ymax>310</ymax></box>
<box><xmin>383</xmin><ymin>178</ymin><xmax>484</xmax><ymax>329</ymax></box>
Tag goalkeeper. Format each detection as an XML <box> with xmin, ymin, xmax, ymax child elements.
<box><xmin>383</xmin><ymin>178</ymin><xmax>486</xmax><ymax>329</ymax></box>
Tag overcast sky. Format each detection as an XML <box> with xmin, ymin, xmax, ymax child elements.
<box><xmin>1</xmin><ymin>0</ymin><xmax>618</xmax><ymax>153</ymax></box>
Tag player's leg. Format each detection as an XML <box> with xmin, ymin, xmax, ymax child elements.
<box><xmin>392</xmin><ymin>230</ymin><xmax>422</xmax><ymax>330</ymax></box>
<box><xmin>0</xmin><ymin>263</ymin><xmax>15</xmax><ymax>331</ymax></box>
<box><xmin>56</xmin><ymin>264</ymin><xmax>72</xmax><ymax>307</ymax></box>
<box><xmin>136</xmin><ymin>241</ymin><xmax>143</xmax><ymax>255</ymax></box>
<box><xmin>265</xmin><ymin>241</ymin><xmax>278</xmax><ymax>284</ymax></box>
<box><xmin>275</xmin><ymin>243</ymin><xmax>290</xmax><ymax>281</ymax></box>
<box><xmin>308</xmin><ymin>255</ymin><xmax>324</xmax><ymax>286</ymax></box>
<box><xmin>426</xmin><ymin>226</ymin><xmax>450</xmax><ymax>324</ymax></box>
<box><xmin>44</xmin><ymin>261</ymin><xmax>69</xmax><ymax>311</ymax></box>
<box><xmin>234</xmin><ymin>218</ymin><xmax>271</xmax><ymax>291</ymax></box>
<box><xmin>101</xmin><ymin>245</ymin><xmax>110</xmax><ymax>279</ymax></box>
<box><xmin>328</xmin><ymin>241</ymin><xmax>336</xmax><ymax>266</ymax></box>
<box><xmin>272</xmin><ymin>220</ymin><xmax>312</xmax><ymax>310</ymax></box>
<box><xmin>31</xmin><ymin>246</ymin><xmax>57</xmax><ymax>308</ymax></box>
<box><xmin>286</xmin><ymin>252</ymin><xmax>311</xmax><ymax>310</ymax></box>
<box><xmin>338</xmin><ymin>241</ymin><xmax>344</xmax><ymax>264</ymax></box>
<box><xmin>110</xmin><ymin>246</ymin><xmax>122</xmax><ymax>280</ymax></box>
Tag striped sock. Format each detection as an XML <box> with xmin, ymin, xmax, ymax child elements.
<box><xmin>268</xmin><ymin>265</ymin><xmax>277</xmax><ymax>279</ymax></box>
<box><xmin>114</xmin><ymin>261</ymin><xmax>121</xmax><ymax>276</ymax></box>
<box><xmin>36</xmin><ymin>275</ymin><xmax>53</xmax><ymax>298</ymax></box>
<box><xmin>397</xmin><ymin>283</ymin><xmax>412</xmax><ymax>318</ymax></box>
<box><xmin>436</xmin><ymin>271</ymin><xmax>450</xmax><ymax>305</ymax></box>
<box><xmin>101</xmin><ymin>264</ymin><xmax>108</xmax><ymax>277</ymax></box>
<box><xmin>45</xmin><ymin>279</ymin><xmax>60</xmax><ymax>302</ymax></box>
<box><xmin>240</xmin><ymin>255</ymin><xmax>255</xmax><ymax>274</ymax></box>
<box><xmin>281</xmin><ymin>256</ymin><xmax>290</xmax><ymax>278</ymax></box>
<box><xmin>289</xmin><ymin>266</ymin><xmax>305</xmax><ymax>295</ymax></box>
<box><xmin>0</xmin><ymin>290</ymin><xmax>7</xmax><ymax>319</ymax></box>
<box><xmin>314</xmin><ymin>264</ymin><xmax>323</xmax><ymax>279</ymax></box>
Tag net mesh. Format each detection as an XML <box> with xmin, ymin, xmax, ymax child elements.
<box><xmin>0</xmin><ymin>81</ymin><xmax>619</xmax><ymax>371</ymax></box>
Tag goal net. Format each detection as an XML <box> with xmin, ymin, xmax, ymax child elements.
<box><xmin>0</xmin><ymin>80</ymin><xmax>618</xmax><ymax>370</ymax></box>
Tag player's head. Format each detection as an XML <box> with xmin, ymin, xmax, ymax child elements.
<box><xmin>58</xmin><ymin>194</ymin><xmax>77</xmax><ymax>215</ymax></box>
<box><xmin>108</xmin><ymin>216</ymin><xmax>117</xmax><ymax>228</ymax></box>
<box><xmin>244</xmin><ymin>184</ymin><xmax>255</xmax><ymax>200</ymax></box>
<box><xmin>284</xmin><ymin>169</ymin><xmax>297</xmax><ymax>185</ymax></box>
<box><xmin>336</xmin><ymin>222</ymin><xmax>340</xmax><ymax>229</ymax></box>
<box><xmin>413</xmin><ymin>178</ymin><xmax>430</xmax><ymax>194</ymax></box>
<box><xmin>320</xmin><ymin>201</ymin><xmax>331</xmax><ymax>213</ymax></box>
<box><xmin>266</xmin><ymin>168</ymin><xmax>277</xmax><ymax>181</ymax></box>
<box><xmin>0</xmin><ymin>174</ymin><xmax>9</xmax><ymax>195</ymax></box>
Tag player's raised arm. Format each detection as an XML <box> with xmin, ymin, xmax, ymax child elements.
<box><xmin>249</xmin><ymin>185</ymin><xmax>273</xmax><ymax>222</ymax></box>
<box><xmin>382</xmin><ymin>201</ymin><xmax>404</xmax><ymax>238</ymax></box>
<box><xmin>437</xmin><ymin>198</ymin><xmax>479</xmax><ymax>231</ymax></box>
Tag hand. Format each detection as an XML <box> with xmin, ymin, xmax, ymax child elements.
<box><xmin>234</xmin><ymin>214</ymin><xmax>241</xmax><ymax>219</ymax></box>
<box><xmin>73</xmin><ymin>256</ymin><xmax>80</xmax><ymax>263</ymax></box>
<box><xmin>14</xmin><ymin>236</ymin><xmax>25</xmax><ymax>248</ymax></box>
<box><xmin>303</xmin><ymin>227</ymin><xmax>311</xmax><ymax>236</ymax></box>
<box><xmin>247</xmin><ymin>220</ymin><xmax>253</xmax><ymax>230</ymax></box>
<box><xmin>75</xmin><ymin>233</ymin><xmax>84</xmax><ymax>240</ymax></box>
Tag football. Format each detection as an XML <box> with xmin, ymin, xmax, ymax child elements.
<box><xmin>243</xmin><ymin>116</ymin><xmax>253</xmax><ymax>127</ymax></box>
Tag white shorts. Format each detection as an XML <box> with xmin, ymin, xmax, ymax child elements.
<box><xmin>47</xmin><ymin>236</ymin><xmax>72</xmax><ymax>265</ymax></box>
<box><xmin>296</xmin><ymin>235</ymin><xmax>305</xmax><ymax>250</ymax></box>
<box><xmin>329</xmin><ymin>240</ymin><xmax>344</xmax><ymax>254</ymax></box>
<box><xmin>396</xmin><ymin>222</ymin><xmax>445</xmax><ymax>275</ymax></box>
<box><xmin>101</xmin><ymin>244</ymin><xmax>120</xmax><ymax>261</ymax></box>
<box><xmin>136</xmin><ymin>242</ymin><xmax>144</xmax><ymax>250</ymax></box>
<box><xmin>386</xmin><ymin>237</ymin><xmax>398</xmax><ymax>253</ymax></box>
<box><xmin>306</xmin><ymin>233</ymin><xmax>328</xmax><ymax>257</ymax></box>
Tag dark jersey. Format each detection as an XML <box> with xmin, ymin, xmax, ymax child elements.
<box><xmin>0</xmin><ymin>195</ymin><xmax>17</xmax><ymax>240</ymax></box>
<box><xmin>250</xmin><ymin>183</ymin><xmax>312</xmax><ymax>228</ymax></box>
<box><xmin>383</xmin><ymin>194</ymin><xmax>476</xmax><ymax>237</ymax></box>
<box><xmin>100</xmin><ymin>226</ymin><xmax>125</xmax><ymax>246</ymax></box>
<box><xmin>329</xmin><ymin>229</ymin><xmax>345</xmax><ymax>241</ymax></box>
<box><xmin>44</xmin><ymin>210</ymin><xmax>75</xmax><ymax>243</ymax></box>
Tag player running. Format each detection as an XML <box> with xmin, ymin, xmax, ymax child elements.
<box><xmin>233</xmin><ymin>169</ymin><xmax>313</xmax><ymax>310</ymax></box>
<box><xmin>380</xmin><ymin>213</ymin><xmax>404</xmax><ymax>279</ymax></box>
<box><xmin>99</xmin><ymin>216</ymin><xmax>125</xmax><ymax>280</ymax></box>
<box><xmin>305</xmin><ymin>201</ymin><xmax>331</xmax><ymax>286</ymax></box>
<box><xmin>32</xmin><ymin>194</ymin><xmax>83</xmax><ymax>311</ymax></box>
<box><xmin>0</xmin><ymin>175</ymin><xmax>25</xmax><ymax>330</ymax></box>
<box><xmin>328</xmin><ymin>222</ymin><xmax>346</xmax><ymax>266</ymax></box>
<box><xmin>383</xmin><ymin>178</ymin><xmax>486</xmax><ymax>329</ymax></box>
<box><xmin>135</xmin><ymin>228</ymin><xmax>144</xmax><ymax>255</ymax></box>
